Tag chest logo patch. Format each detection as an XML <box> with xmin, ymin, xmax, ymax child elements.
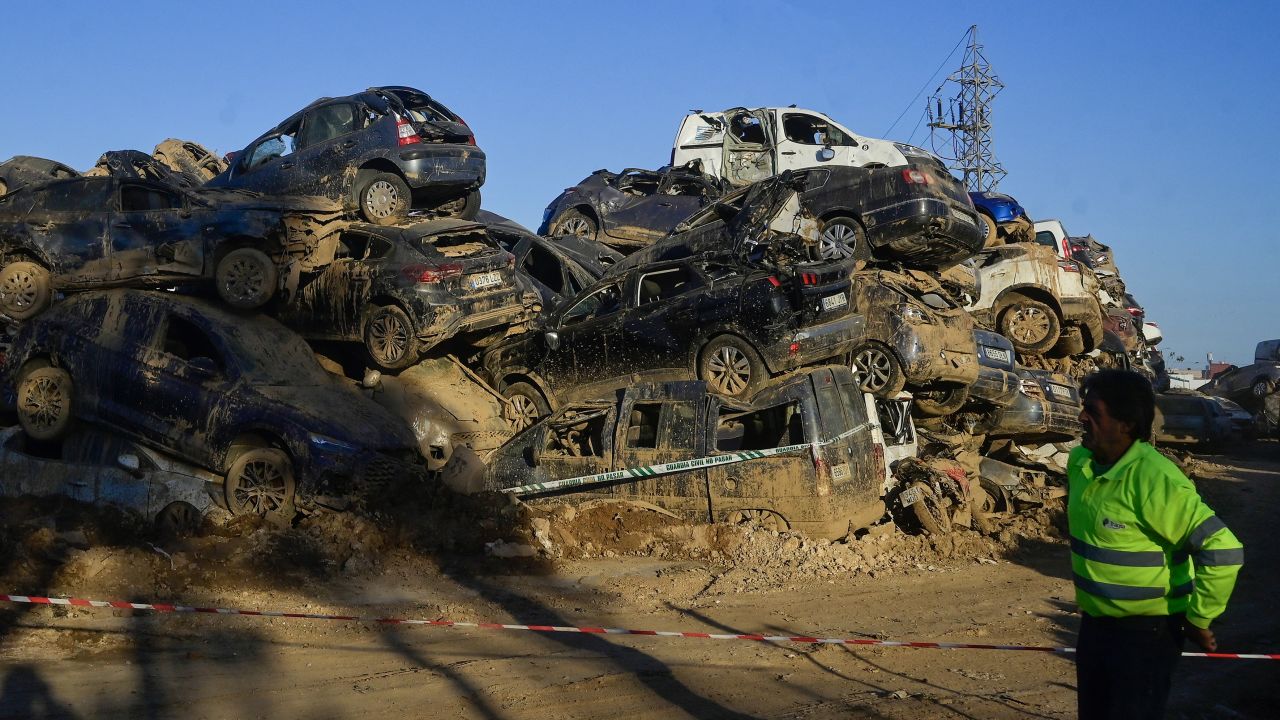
<box><xmin>1102</xmin><ymin>518</ymin><xmax>1127</xmax><ymax>530</ymax></box>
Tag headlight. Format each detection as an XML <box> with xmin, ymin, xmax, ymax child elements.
<box><xmin>309</xmin><ymin>432</ymin><xmax>360</xmax><ymax>452</ymax></box>
<box><xmin>899</xmin><ymin>304</ymin><xmax>930</xmax><ymax>323</ymax></box>
<box><xmin>894</xmin><ymin>142</ymin><xmax>934</xmax><ymax>159</ymax></box>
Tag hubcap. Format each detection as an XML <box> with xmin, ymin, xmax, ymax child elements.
<box><xmin>1</xmin><ymin>270</ymin><xmax>38</xmax><ymax>311</ymax></box>
<box><xmin>223</xmin><ymin>257</ymin><xmax>265</xmax><ymax>303</ymax></box>
<box><xmin>21</xmin><ymin>375</ymin><xmax>66</xmax><ymax>430</ymax></box>
<box><xmin>369</xmin><ymin>312</ymin><xmax>410</xmax><ymax>364</ymax></box>
<box><xmin>1006</xmin><ymin>306</ymin><xmax>1051</xmax><ymax>344</ymax></box>
<box><xmin>819</xmin><ymin>223</ymin><xmax>857</xmax><ymax>260</ymax></box>
<box><xmin>558</xmin><ymin>217</ymin><xmax>591</xmax><ymax>238</ymax></box>
<box><xmin>507</xmin><ymin>394</ymin><xmax>541</xmax><ymax>431</ymax></box>
<box><xmin>233</xmin><ymin>459</ymin><xmax>288</xmax><ymax>514</ymax></box>
<box><xmin>706</xmin><ymin>346</ymin><xmax>752</xmax><ymax>395</ymax></box>
<box><xmin>364</xmin><ymin>180</ymin><xmax>403</xmax><ymax>219</ymax></box>
<box><xmin>1254</xmin><ymin>382</ymin><xmax>1270</xmax><ymax>397</ymax></box>
<box><xmin>852</xmin><ymin>348</ymin><xmax>893</xmax><ymax>391</ymax></box>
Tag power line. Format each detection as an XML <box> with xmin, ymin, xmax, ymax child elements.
<box><xmin>884</xmin><ymin>27</ymin><xmax>971</xmax><ymax>138</ymax></box>
<box><xmin>927</xmin><ymin>25</ymin><xmax>1007</xmax><ymax>192</ymax></box>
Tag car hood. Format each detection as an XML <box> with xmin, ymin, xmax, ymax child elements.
<box><xmin>255</xmin><ymin>384</ymin><xmax>416</xmax><ymax>451</ymax></box>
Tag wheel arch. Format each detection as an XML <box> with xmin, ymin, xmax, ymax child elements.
<box><xmin>994</xmin><ymin>285</ymin><xmax>1063</xmax><ymax>319</ymax></box>
<box><xmin>220</xmin><ymin>429</ymin><xmax>296</xmax><ymax>472</ymax></box>
<box><xmin>497</xmin><ymin>372</ymin><xmax>556</xmax><ymax>412</ymax></box>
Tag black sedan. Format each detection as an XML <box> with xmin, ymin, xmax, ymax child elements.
<box><xmin>480</xmin><ymin>211</ymin><xmax>621</xmax><ymax>307</ymax></box>
<box><xmin>4</xmin><ymin>290</ymin><xmax>423</xmax><ymax>516</ymax></box>
<box><xmin>273</xmin><ymin>218</ymin><xmax>540</xmax><ymax>370</ymax></box>
<box><xmin>0</xmin><ymin>172</ymin><xmax>343</xmax><ymax>319</ymax></box>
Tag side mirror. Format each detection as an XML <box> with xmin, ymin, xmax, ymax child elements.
<box><xmin>545</xmin><ymin>330</ymin><xmax>561</xmax><ymax>352</ymax></box>
<box><xmin>188</xmin><ymin>357</ymin><xmax>217</xmax><ymax>376</ymax></box>
<box><xmin>117</xmin><ymin>453</ymin><xmax>144</xmax><ymax>477</ymax></box>
<box><xmin>818</xmin><ymin>147</ymin><xmax>836</xmax><ymax>161</ymax></box>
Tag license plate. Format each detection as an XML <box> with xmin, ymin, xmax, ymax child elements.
<box><xmin>950</xmin><ymin>207</ymin><xmax>975</xmax><ymax>225</ymax></box>
<box><xmin>983</xmin><ymin>347</ymin><xmax>1010</xmax><ymax>364</ymax></box>
<box><xmin>1048</xmin><ymin>383</ymin><xmax>1073</xmax><ymax>399</ymax></box>
<box><xmin>821</xmin><ymin>293</ymin><xmax>847</xmax><ymax>311</ymax></box>
<box><xmin>468</xmin><ymin>271</ymin><xmax>502</xmax><ymax>290</ymax></box>
<box><xmin>899</xmin><ymin>485</ymin><xmax>922</xmax><ymax>507</ymax></box>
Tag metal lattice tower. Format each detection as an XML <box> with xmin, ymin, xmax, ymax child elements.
<box><xmin>927</xmin><ymin>25</ymin><xmax>1006</xmax><ymax>192</ymax></box>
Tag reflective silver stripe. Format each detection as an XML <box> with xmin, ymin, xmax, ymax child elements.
<box><xmin>1193</xmin><ymin>548</ymin><xmax>1244</xmax><ymax>566</ymax></box>
<box><xmin>1073</xmin><ymin>573</ymin><xmax>1165</xmax><ymax>600</ymax></box>
<box><xmin>1187</xmin><ymin>516</ymin><xmax>1227</xmax><ymax>550</ymax></box>
<box><xmin>1171</xmin><ymin>580</ymin><xmax>1195</xmax><ymax>598</ymax></box>
<box><xmin>1070</xmin><ymin>537</ymin><xmax>1165</xmax><ymax>567</ymax></box>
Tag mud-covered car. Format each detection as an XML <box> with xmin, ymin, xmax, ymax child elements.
<box><xmin>846</xmin><ymin>268</ymin><xmax>978</xmax><ymax>413</ymax></box>
<box><xmin>273</xmin><ymin>218</ymin><xmax>538</xmax><ymax>371</ymax></box>
<box><xmin>918</xmin><ymin>329</ymin><xmax>1019</xmax><ymax>435</ymax></box>
<box><xmin>965</xmin><ymin>243</ymin><xmax>1105</xmax><ymax>358</ymax></box>
<box><xmin>0</xmin><ymin>156</ymin><xmax>78</xmax><ymax>198</ymax></box>
<box><xmin>481</xmin><ymin>212</ymin><xmax>621</xmax><ymax>307</ymax></box>
<box><xmin>988</xmin><ymin>367</ymin><xmax>1083</xmax><ymax>443</ymax></box>
<box><xmin>4</xmin><ymin>290</ymin><xmax>422</xmax><ymax>516</ymax></box>
<box><xmin>207</xmin><ymin>86</ymin><xmax>484</xmax><ymax>225</ymax></box>
<box><xmin>485</xmin><ymin>366</ymin><xmax>907</xmax><ymax>540</ymax></box>
<box><xmin>0</xmin><ymin>171</ymin><xmax>343</xmax><ymax>319</ymax></box>
<box><xmin>1154</xmin><ymin>391</ymin><xmax>1232</xmax><ymax>447</ymax></box>
<box><xmin>1199</xmin><ymin>361</ymin><xmax>1280</xmax><ymax>406</ymax></box>
<box><xmin>152</xmin><ymin>139</ymin><xmax>227</xmax><ymax>183</ymax></box>
<box><xmin>540</xmin><ymin>165</ymin><xmax>723</xmax><ymax>252</ymax></box>
<box><xmin>969</xmin><ymin>190</ymin><xmax>1033</xmax><ymax>247</ymax></box>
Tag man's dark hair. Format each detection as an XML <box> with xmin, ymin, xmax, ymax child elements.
<box><xmin>1081</xmin><ymin>369</ymin><xmax>1155</xmax><ymax>442</ymax></box>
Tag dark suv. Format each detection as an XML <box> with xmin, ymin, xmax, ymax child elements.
<box><xmin>208</xmin><ymin>86</ymin><xmax>485</xmax><ymax>225</ymax></box>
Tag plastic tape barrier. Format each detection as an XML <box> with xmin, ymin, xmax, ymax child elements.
<box><xmin>3</xmin><ymin>595</ymin><xmax>1276</xmax><ymax>660</ymax></box>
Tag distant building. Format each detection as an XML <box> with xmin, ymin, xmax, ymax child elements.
<box><xmin>1205</xmin><ymin>361</ymin><xmax>1235</xmax><ymax>380</ymax></box>
<box><xmin>1168</xmin><ymin>369</ymin><xmax>1204</xmax><ymax>390</ymax></box>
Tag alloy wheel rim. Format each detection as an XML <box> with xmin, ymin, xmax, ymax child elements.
<box><xmin>233</xmin><ymin>459</ymin><xmax>288</xmax><ymax>514</ymax></box>
<box><xmin>370</xmin><ymin>313</ymin><xmax>409</xmax><ymax>364</ymax></box>
<box><xmin>819</xmin><ymin>224</ymin><xmax>856</xmax><ymax>260</ymax></box>
<box><xmin>707</xmin><ymin>346</ymin><xmax>751</xmax><ymax>395</ymax></box>
<box><xmin>0</xmin><ymin>271</ymin><xmax>37</xmax><ymax>311</ymax></box>
<box><xmin>365</xmin><ymin>180</ymin><xmax>402</xmax><ymax>219</ymax></box>
<box><xmin>1007</xmin><ymin>307</ymin><xmax>1050</xmax><ymax>343</ymax></box>
<box><xmin>224</xmin><ymin>258</ymin><xmax>265</xmax><ymax>303</ymax></box>
<box><xmin>21</xmin><ymin>376</ymin><xmax>65</xmax><ymax>431</ymax></box>
<box><xmin>559</xmin><ymin>217</ymin><xmax>591</xmax><ymax>238</ymax></box>
<box><xmin>852</xmin><ymin>348</ymin><xmax>892</xmax><ymax>391</ymax></box>
<box><xmin>508</xmin><ymin>395</ymin><xmax>540</xmax><ymax>431</ymax></box>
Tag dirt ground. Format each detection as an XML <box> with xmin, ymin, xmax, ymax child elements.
<box><xmin>0</xmin><ymin>443</ymin><xmax>1276</xmax><ymax>719</ymax></box>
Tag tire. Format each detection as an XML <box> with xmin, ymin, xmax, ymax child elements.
<box><xmin>364</xmin><ymin>304</ymin><xmax>420</xmax><ymax>371</ymax></box>
<box><xmin>977</xmin><ymin>211</ymin><xmax>999</xmax><ymax>248</ymax></box>
<box><xmin>502</xmin><ymin>381</ymin><xmax>551</xmax><ymax>432</ymax></box>
<box><xmin>16</xmin><ymin>365</ymin><xmax>74</xmax><ymax>441</ymax></box>
<box><xmin>457</xmin><ymin>190</ymin><xmax>481</xmax><ymax>220</ymax></box>
<box><xmin>906</xmin><ymin>481</ymin><xmax>951</xmax><ymax>536</ymax></box>
<box><xmin>431</xmin><ymin>189</ymin><xmax>481</xmax><ymax>220</ymax></box>
<box><xmin>849</xmin><ymin>342</ymin><xmax>906</xmax><ymax>397</ymax></box>
<box><xmin>359</xmin><ymin>172</ymin><xmax>411</xmax><ymax>225</ymax></box>
<box><xmin>155</xmin><ymin>501</ymin><xmax>203</xmax><ymax>538</ymax></box>
<box><xmin>815</xmin><ymin>216</ymin><xmax>868</xmax><ymax>262</ymax></box>
<box><xmin>552</xmin><ymin>209</ymin><xmax>598</xmax><ymax>241</ymax></box>
<box><xmin>699</xmin><ymin>335</ymin><xmax>766</xmax><ymax>398</ymax></box>
<box><xmin>215</xmin><ymin>248</ymin><xmax>277</xmax><ymax>310</ymax></box>
<box><xmin>912</xmin><ymin>385</ymin><xmax>970</xmax><ymax>417</ymax></box>
<box><xmin>1252</xmin><ymin>379</ymin><xmax>1274</xmax><ymax>398</ymax></box>
<box><xmin>224</xmin><ymin>447</ymin><xmax>295</xmax><ymax>517</ymax></box>
<box><xmin>997</xmin><ymin>296</ymin><xmax>1061</xmax><ymax>356</ymax></box>
<box><xmin>726</xmin><ymin>508</ymin><xmax>789</xmax><ymax>532</ymax></box>
<box><xmin>0</xmin><ymin>261</ymin><xmax>53</xmax><ymax>320</ymax></box>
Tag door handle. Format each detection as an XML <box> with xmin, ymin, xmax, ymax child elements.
<box><xmin>280</xmin><ymin>162</ymin><xmax>295</xmax><ymax>169</ymax></box>
<box><xmin>341</xmin><ymin>140</ymin><xmax>357</xmax><ymax>148</ymax></box>
<box><xmin>781</xmin><ymin>151</ymin><xmax>797</xmax><ymax>155</ymax></box>
<box><xmin>113</xmin><ymin>222</ymin><xmax>132</xmax><ymax>229</ymax></box>
<box><xmin>657</xmin><ymin>202</ymin><xmax>672</xmax><ymax>207</ymax></box>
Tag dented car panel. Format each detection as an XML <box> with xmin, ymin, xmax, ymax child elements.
<box><xmin>485</xmin><ymin>366</ymin><xmax>892</xmax><ymax>539</ymax></box>
<box><xmin>968</xmin><ymin>329</ymin><xmax>1019</xmax><ymax>407</ymax></box>
<box><xmin>481</xmin><ymin>213</ymin><xmax>620</xmax><ymax>308</ymax></box>
<box><xmin>989</xmin><ymin>367</ymin><xmax>1083</xmax><ymax>443</ymax></box>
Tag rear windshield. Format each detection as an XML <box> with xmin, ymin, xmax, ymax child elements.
<box><xmin>412</xmin><ymin>227</ymin><xmax>497</xmax><ymax>257</ymax></box>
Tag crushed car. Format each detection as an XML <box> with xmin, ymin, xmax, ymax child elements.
<box><xmin>480</xmin><ymin>211</ymin><xmax>621</xmax><ymax>307</ymax></box>
<box><xmin>207</xmin><ymin>86</ymin><xmax>484</xmax><ymax>225</ymax></box>
<box><xmin>4</xmin><ymin>290</ymin><xmax>425</xmax><ymax>516</ymax></box>
<box><xmin>0</xmin><ymin>156</ymin><xmax>78</xmax><ymax>198</ymax></box>
<box><xmin>969</xmin><ymin>190</ymin><xmax>1033</xmax><ymax>247</ymax></box>
<box><xmin>152</xmin><ymin>139</ymin><xmax>227</xmax><ymax>183</ymax></box>
<box><xmin>271</xmin><ymin>218</ymin><xmax>539</xmax><ymax>371</ymax></box>
<box><xmin>484</xmin><ymin>366</ymin><xmax>913</xmax><ymax>540</ymax></box>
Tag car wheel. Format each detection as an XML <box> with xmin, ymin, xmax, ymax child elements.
<box><xmin>1252</xmin><ymin>379</ymin><xmax>1275</xmax><ymax>398</ymax></box>
<box><xmin>905</xmin><ymin>481</ymin><xmax>951</xmax><ymax>536</ymax></box>
<box><xmin>912</xmin><ymin>385</ymin><xmax>970</xmax><ymax>417</ymax></box>
<box><xmin>0</xmin><ymin>260</ymin><xmax>53</xmax><ymax>320</ymax></box>
<box><xmin>816</xmin><ymin>216</ymin><xmax>867</xmax><ymax>262</ymax></box>
<box><xmin>726</xmin><ymin>508</ymin><xmax>789</xmax><ymax>532</ymax></box>
<box><xmin>699</xmin><ymin>335</ymin><xmax>766</xmax><ymax>398</ymax></box>
<box><xmin>155</xmin><ymin>501</ymin><xmax>203</xmax><ymax>538</ymax></box>
<box><xmin>977</xmin><ymin>211</ymin><xmax>999</xmax><ymax>248</ymax></box>
<box><xmin>849</xmin><ymin>342</ymin><xmax>906</xmax><ymax>397</ymax></box>
<box><xmin>997</xmin><ymin>297</ymin><xmax>1061</xmax><ymax>355</ymax></box>
<box><xmin>553</xmin><ymin>209</ymin><xmax>598</xmax><ymax>241</ymax></box>
<box><xmin>224</xmin><ymin>448</ymin><xmax>295</xmax><ymax>517</ymax></box>
<box><xmin>359</xmin><ymin>172</ymin><xmax>411</xmax><ymax>225</ymax></box>
<box><xmin>502</xmin><ymin>381</ymin><xmax>551</xmax><ymax>432</ymax></box>
<box><xmin>16</xmin><ymin>365</ymin><xmax>74</xmax><ymax>441</ymax></box>
<box><xmin>364</xmin><ymin>304</ymin><xmax>420</xmax><ymax>371</ymax></box>
<box><xmin>215</xmin><ymin>248</ymin><xmax>277</xmax><ymax>310</ymax></box>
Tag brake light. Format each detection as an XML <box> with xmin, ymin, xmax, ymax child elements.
<box><xmin>1057</xmin><ymin>259</ymin><xmax>1080</xmax><ymax>273</ymax></box>
<box><xmin>766</xmin><ymin>276</ymin><xmax>782</xmax><ymax>287</ymax></box>
<box><xmin>1126</xmin><ymin>307</ymin><xmax>1143</xmax><ymax>317</ymax></box>
<box><xmin>800</xmin><ymin>272</ymin><xmax>819</xmax><ymax>285</ymax></box>
<box><xmin>1061</xmin><ymin>239</ymin><xmax>1071</xmax><ymax>258</ymax></box>
<box><xmin>401</xmin><ymin>263</ymin><xmax>462</xmax><ymax>283</ymax></box>
<box><xmin>395</xmin><ymin>115</ymin><xmax>421</xmax><ymax>146</ymax></box>
<box><xmin>789</xmin><ymin>342</ymin><xmax>800</xmax><ymax>355</ymax></box>
<box><xmin>901</xmin><ymin>168</ymin><xmax>930</xmax><ymax>184</ymax></box>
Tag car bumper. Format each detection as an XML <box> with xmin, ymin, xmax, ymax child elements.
<box><xmin>309</xmin><ymin>446</ymin><xmax>427</xmax><ymax>505</ymax></box>
<box><xmin>865</xmin><ymin>198</ymin><xmax>985</xmax><ymax>268</ymax></box>
<box><xmin>399</xmin><ymin>145</ymin><xmax>486</xmax><ymax>191</ymax></box>
<box><xmin>969</xmin><ymin>365</ymin><xmax>1020</xmax><ymax>407</ymax></box>
<box><xmin>406</xmin><ymin>287</ymin><xmax>538</xmax><ymax>347</ymax></box>
<box><xmin>885</xmin><ymin>318</ymin><xmax>978</xmax><ymax>388</ymax></box>
<box><xmin>990</xmin><ymin>395</ymin><xmax>1083</xmax><ymax>443</ymax></box>
<box><xmin>763</xmin><ymin>313</ymin><xmax>867</xmax><ymax>373</ymax></box>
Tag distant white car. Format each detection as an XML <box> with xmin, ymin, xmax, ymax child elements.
<box><xmin>671</xmin><ymin>107</ymin><xmax>935</xmax><ymax>187</ymax></box>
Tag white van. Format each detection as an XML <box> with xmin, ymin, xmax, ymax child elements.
<box><xmin>671</xmin><ymin>107</ymin><xmax>935</xmax><ymax>187</ymax></box>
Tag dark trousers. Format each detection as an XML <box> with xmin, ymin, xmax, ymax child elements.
<box><xmin>1076</xmin><ymin>613</ymin><xmax>1185</xmax><ymax>720</ymax></box>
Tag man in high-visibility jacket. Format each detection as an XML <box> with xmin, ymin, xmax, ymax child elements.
<box><xmin>1068</xmin><ymin>370</ymin><xmax>1243</xmax><ymax>720</ymax></box>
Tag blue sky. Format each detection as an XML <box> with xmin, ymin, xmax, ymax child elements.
<box><xmin>4</xmin><ymin>1</ymin><xmax>1276</xmax><ymax>366</ymax></box>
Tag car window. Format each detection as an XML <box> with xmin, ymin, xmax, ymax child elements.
<box><xmin>637</xmin><ymin>266</ymin><xmax>704</xmax><ymax>306</ymax></box>
<box><xmin>120</xmin><ymin>183</ymin><xmax>181</xmax><ymax>212</ymax></box>
<box><xmin>613</xmin><ymin>171</ymin><xmax>661</xmax><ymax>197</ymax></box>
<box><xmin>1034</xmin><ymin>230</ymin><xmax>1058</xmax><ymax>248</ymax></box>
<box><xmin>543</xmin><ymin>406</ymin><xmax>610</xmax><ymax>457</ymax></box>
<box><xmin>299</xmin><ymin>103</ymin><xmax>359</xmax><ymax>147</ymax></box>
<box><xmin>160</xmin><ymin>315</ymin><xmax>225</xmax><ymax>374</ymax></box>
<box><xmin>715</xmin><ymin>402</ymin><xmax>804</xmax><ymax>452</ymax></box>
<box><xmin>625</xmin><ymin>403</ymin><xmax>662</xmax><ymax>449</ymax></box>
<box><xmin>729</xmin><ymin>113</ymin><xmax>766</xmax><ymax>144</ymax></box>
<box><xmin>522</xmin><ymin>243</ymin><xmax>566</xmax><ymax>294</ymax></box>
<box><xmin>560</xmin><ymin>282</ymin><xmax>623</xmax><ymax>326</ymax></box>
<box><xmin>244</xmin><ymin>133</ymin><xmax>296</xmax><ymax>170</ymax></box>
<box><xmin>37</xmin><ymin>178</ymin><xmax>111</xmax><ymax>211</ymax></box>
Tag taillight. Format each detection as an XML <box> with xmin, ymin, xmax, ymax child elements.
<box><xmin>454</xmin><ymin>115</ymin><xmax>477</xmax><ymax>146</ymax></box>
<box><xmin>901</xmin><ymin>168</ymin><xmax>930</xmax><ymax>184</ymax></box>
<box><xmin>800</xmin><ymin>272</ymin><xmax>819</xmax><ymax>285</ymax></box>
<box><xmin>1126</xmin><ymin>307</ymin><xmax>1143</xmax><ymax>317</ymax></box>
<box><xmin>766</xmin><ymin>276</ymin><xmax>782</xmax><ymax>288</ymax></box>
<box><xmin>401</xmin><ymin>263</ymin><xmax>462</xmax><ymax>283</ymax></box>
<box><xmin>396</xmin><ymin>115</ymin><xmax>421</xmax><ymax>146</ymax></box>
<box><xmin>1057</xmin><ymin>259</ymin><xmax>1080</xmax><ymax>273</ymax></box>
<box><xmin>789</xmin><ymin>342</ymin><xmax>800</xmax><ymax>355</ymax></box>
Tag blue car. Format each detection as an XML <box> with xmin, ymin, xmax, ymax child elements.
<box><xmin>968</xmin><ymin>191</ymin><xmax>1033</xmax><ymax>247</ymax></box>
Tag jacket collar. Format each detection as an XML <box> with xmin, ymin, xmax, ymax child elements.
<box><xmin>1082</xmin><ymin>440</ymin><xmax>1148</xmax><ymax>481</ymax></box>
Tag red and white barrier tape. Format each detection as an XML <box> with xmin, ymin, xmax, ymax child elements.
<box><xmin>3</xmin><ymin>594</ymin><xmax>1275</xmax><ymax>660</ymax></box>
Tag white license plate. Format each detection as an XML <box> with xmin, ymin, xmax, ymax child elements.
<box><xmin>983</xmin><ymin>347</ymin><xmax>1011</xmax><ymax>364</ymax></box>
<box><xmin>821</xmin><ymin>293</ymin><xmax>847</xmax><ymax>311</ymax></box>
<box><xmin>1048</xmin><ymin>383</ymin><xmax>1073</xmax><ymax>399</ymax></box>
<box><xmin>468</xmin><ymin>271</ymin><xmax>502</xmax><ymax>290</ymax></box>
<box><xmin>899</xmin><ymin>485</ymin><xmax>922</xmax><ymax>507</ymax></box>
<box><xmin>950</xmin><ymin>207</ymin><xmax>975</xmax><ymax>225</ymax></box>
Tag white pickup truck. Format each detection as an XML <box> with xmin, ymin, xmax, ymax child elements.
<box><xmin>671</xmin><ymin>107</ymin><xmax>937</xmax><ymax>187</ymax></box>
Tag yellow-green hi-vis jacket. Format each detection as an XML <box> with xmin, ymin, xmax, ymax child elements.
<box><xmin>1067</xmin><ymin>441</ymin><xmax>1243</xmax><ymax>629</ymax></box>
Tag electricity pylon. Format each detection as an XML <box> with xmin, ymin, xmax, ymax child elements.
<box><xmin>928</xmin><ymin>25</ymin><xmax>1005</xmax><ymax>192</ymax></box>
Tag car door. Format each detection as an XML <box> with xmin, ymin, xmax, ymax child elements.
<box><xmin>597</xmin><ymin>170</ymin><xmax>674</xmax><ymax>245</ymax></box>
<box><xmin>110</xmin><ymin>180</ymin><xmax>205</xmax><ymax>281</ymax></box>
<box><xmin>546</xmin><ymin>278</ymin><xmax>626</xmax><ymax>387</ymax></box>
<box><xmin>612</xmin><ymin>264</ymin><xmax>708</xmax><ymax>374</ymax></box>
<box><xmin>279</xmin><ymin>228</ymin><xmax>384</xmax><ymax>339</ymax></box>
<box><xmin>532</xmin><ymin>403</ymin><xmax>614</xmax><ymax>491</ymax></box>
<box><xmin>289</xmin><ymin>102</ymin><xmax>366</xmax><ymax>200</ymax></box>
<box><xmin>703</xmin><ymin>394</ymin><xmax>811</xmax><ymax>524</ymax></box>
<box><xmin>613</xmin><ymin>393</ymin><xmax>707</xmax><ymax>518</ymax></box>
<box><xmin>720</xmin><ymin>108</ymin><xmax>775</xmax><ymax>187</ymax></box>
<box><xmin>774</xmin><ymin>111</ymin><xmax>859</xmax><ymax>171</ymax></box>
<box><xmin>24</xmin><ymin>178</ymin><xmax>113</xmax><ymax>285</ymax></box>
